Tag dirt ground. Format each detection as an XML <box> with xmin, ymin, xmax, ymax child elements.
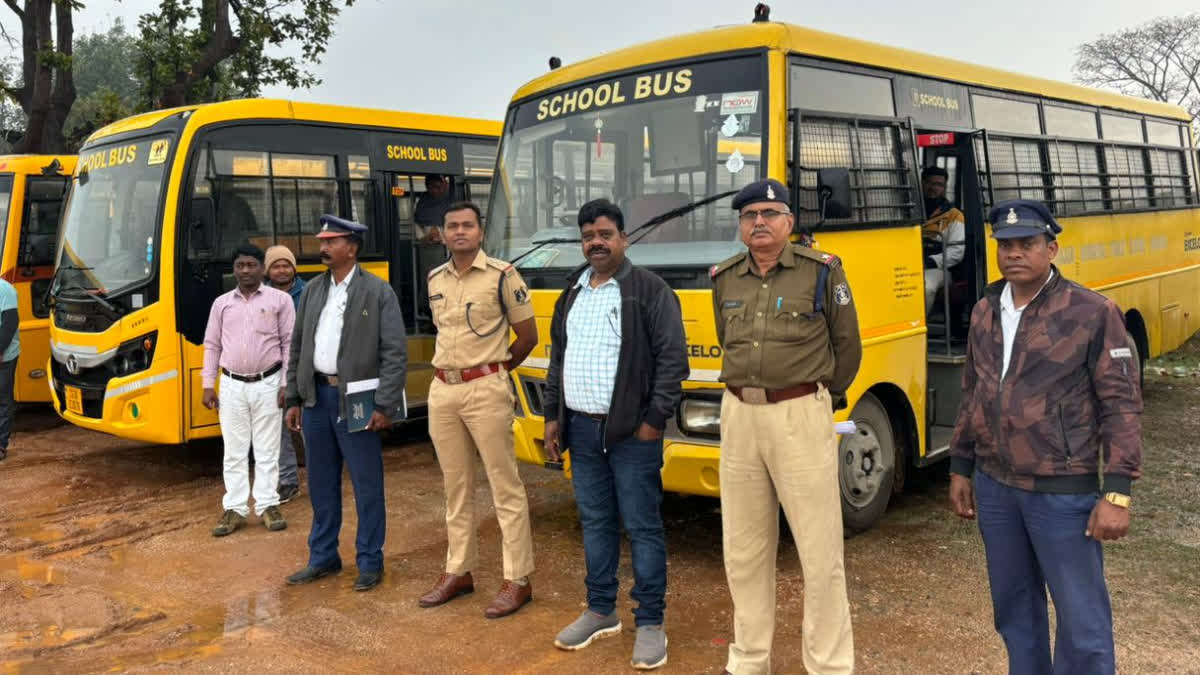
<box><xmin>2</xmin><ymin>346</ymin><xmax>1199</xmax><ymax>673</ymax></box>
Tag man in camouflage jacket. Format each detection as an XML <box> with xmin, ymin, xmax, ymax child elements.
<box><xmin>948</xmin><ymin>199</ymin><xmax>1141</xmax><ymax>675</ymax></box>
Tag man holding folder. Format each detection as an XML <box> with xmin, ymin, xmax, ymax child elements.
<box><xmin>284</xmin><ymin>215</ymin><xmax>408</xmax><ymax>592</ymax></box>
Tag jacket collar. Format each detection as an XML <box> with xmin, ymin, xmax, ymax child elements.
<box><xmin>735</xmin><ymin>245</ymin><xmax>795</xmax><ymax>276</ymax></box>
<box><xmin>567</xmin><ymin>257</ymin><xmax>632</xmax><ymax>288</ymax></box>
<box><xmin>985</xmin><ymin>264</ymin><xmax>1064</xmax><ymax>309</ymax></box>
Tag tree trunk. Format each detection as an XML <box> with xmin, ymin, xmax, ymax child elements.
<box><xmin>10</xmin><ymin>0</ymin><xmax>75</xmax><ymax>153</ymax></box>
<box><xmin>157</xmin><ymin>0</ymin><xmax>239</xmax><ymax>108</ymax></box>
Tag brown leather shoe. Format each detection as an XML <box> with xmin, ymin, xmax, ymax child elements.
<box><xmin>484</xmin><ymin>579</ymin><xmax>532</xmax><ymax>619</ymax></box>
<box><xmin>418</xmin><ymin>572</ymin><xmax>475</xmax><ymax>608</ymax></box>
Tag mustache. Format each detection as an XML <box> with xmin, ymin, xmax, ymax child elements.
<box><xmin>587</xmin><ymin>245</ymin><xmax>610</xmax><ymax>254</ymax></box>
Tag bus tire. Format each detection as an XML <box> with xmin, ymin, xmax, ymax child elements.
<box><xmin>839</xmin><ymin>392</ymin><xmax>896</xmax><ymax>535</ymax></box>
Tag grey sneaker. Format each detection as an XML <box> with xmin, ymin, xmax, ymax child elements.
<box><xmin>261</xmin><ymin>506</ymin><xmax>287</xmax><ymax>531</ymax></box>
<box><xmin>553</xmin><ymin>610</ymin><xmax>622</xmax><ymax>650</ymax></box>
<box><xmin>632</xmin><ymin>625</ymin><xmax>668</xmax><ymax>670</ymax></box>
<box><xmin>211</xmin><ymin>510</ymin><xmax>246</xmax><ymax>537</ymax></box>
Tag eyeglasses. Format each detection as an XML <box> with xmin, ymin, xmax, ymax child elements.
<box><xmin>738</xmin><ymin>208</ymin><xmax>790</xmax><ymax>224</ymax></box>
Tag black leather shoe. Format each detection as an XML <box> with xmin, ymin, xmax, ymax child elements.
<box><xmin>286</xmin><ymin>562</ymin><xmax>342</xmax><ymax>585</ymax></box>
<box><xmin>354</xmin><ymin>570</ymin><xmax>382</xmax><ymax>591</ymax></box>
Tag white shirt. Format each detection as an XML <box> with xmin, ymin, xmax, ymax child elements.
<box><xmin>1000</xmin><ymin>269</ymin><xmax>1054</xmax><ymax>378</ymax></box>
<box><xmin>313</xmin><ymin>266</ymin><xmax>356</xmax><ymax>374</ymax></box>
<box><xmin>563</xmin><ymin>268</ymin><xmax>622</xmax><ymax>415</ymax></box>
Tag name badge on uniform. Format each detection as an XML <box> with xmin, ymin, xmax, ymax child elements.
<box><xmin>429</xmin><ymin>293</ymin><xmax>443</xmax><ymax>302</ymax></box>
<box><xmin>721</xmin><ymin>300</ymin><xmax>744</xmax><ymax>309</ymax></box>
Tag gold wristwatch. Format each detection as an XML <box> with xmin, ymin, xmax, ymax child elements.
<box><xmin>1103</xmin><ymin>492</ymin><xmax>1131</xmax><ymax>509</ymax></box>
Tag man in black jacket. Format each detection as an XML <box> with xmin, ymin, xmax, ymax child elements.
<box><xmin>543</xmin><ymin>199</ymin><xmax>688</xmax><ymax>670</ymax></box>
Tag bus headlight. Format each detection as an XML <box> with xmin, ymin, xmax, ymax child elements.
<box><xmin>678</xmin><ymin>397</ymin><xmax>721</xmax><ymax>437</ymax></box>
<box><xmin>111</xmin><ymin>331</ymin><xmax>158</xmax><ymax>377</ymax></box>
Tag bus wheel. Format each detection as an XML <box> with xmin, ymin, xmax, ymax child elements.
<box><xmin>839</xmin><ymin>393</ymin><xmax>896</xmax><ymax>534</ymax></box>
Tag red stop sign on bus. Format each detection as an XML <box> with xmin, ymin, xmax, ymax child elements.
<box><xmin>917</xmin><ymin>132</ymin><xmax>956</xmax><ymax>147</ymax></box>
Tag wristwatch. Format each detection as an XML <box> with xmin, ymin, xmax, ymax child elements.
<box><xmin>1103</xmin><ymin>492</ymin><xmax>1131</xmax><ymax>509</ymax></box>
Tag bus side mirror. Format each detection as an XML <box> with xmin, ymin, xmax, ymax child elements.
<box><xmin>189</xmin><ymin>197</ymin><xmax>216</xmax><ymax>253</ymax></box>
<box><xmin>816</xmin><ymin>168</ymin><xmax>852</xmax><ymax>223</ymax></box>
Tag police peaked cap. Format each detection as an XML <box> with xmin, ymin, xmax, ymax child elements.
<box><xmin>316</xmin><ymin>214</ymin><xmax>369</xmax><ymax>238</ymax></box>
<box><xmin>731</xmin><ymin>178</ymin><xmax>790</xmax><ymax>211</ymax></box>
<box><xmin>987</xmin><ymin>199</ymin><xmax>1062</xmax><ymax>240</ymax></box>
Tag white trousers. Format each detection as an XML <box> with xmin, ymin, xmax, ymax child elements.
<box><xmin>219</xmin><ymin>371</ymin><xmax>282</xmax><ymax>517</ymax></box>
<box><xmin>925</xmin><ymin>267</ymin><xmax>946</xmax><ymax>314</ymax></box>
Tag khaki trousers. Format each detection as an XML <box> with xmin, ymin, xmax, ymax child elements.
<box><xmin>720</xmin><ymin>386</ymin><xmax>854</xmax><ymax>675</ymax></box>
<box><xmin>428</xmin><ymin>371</ymin><xmax>534</xmax><ymax>580</ymax></box>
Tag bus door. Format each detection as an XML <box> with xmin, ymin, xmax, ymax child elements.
<box><xmin>920</xmin><ymin>130</ymin><xmax>987</xmax><ymax>457</ymax></box>
<box><xmin>14</xmin><ymin>171</ymin><xmax>69</xmax><ymax>401</ymax></box>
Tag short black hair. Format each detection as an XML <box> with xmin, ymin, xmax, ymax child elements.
<box><xmin>345</xmin><ymin>233</ymin><xmax>364</xmax><ymax>256</ymax></box>
<box><xmin>922</xmin><ymin>166</ymin><xmax>949</xmax><ymax>181</ymax></box>
<box><xmin>577</xmin><ymin>198</ymin><xmax>624</xmax><ymax>231</ymax></box>
<box><xmin>232</xmin><ymin>242</ymin><xmax>264</xmax><ymax>264</ymax></box>
<box><xmin>443</xmin><ymin>201</ymin><xmax>482</xmax><ymax>226</ymax></box>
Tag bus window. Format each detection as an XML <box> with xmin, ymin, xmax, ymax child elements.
<box><xmin>21</xmin><ymin>177</ymin><xmax>68</xmax><ymax>270</ymax></box>
<box><xmin>463</xmin><ymin>142</ymin><xmax>495</xmax><ymax>219</ymax></box>
<box><xmin>795</xmin><ymin>118</ymin><xmax>916</xmax><ymax>227</ymax></box>
<box><xmin>271</xmin><ymin>154</ymin><xmax>337</xmax><ymax>258</ymax></box>
<box><xmin>0</xmin><ymin>175</ymin><xmax>13</xmax><ymax>258</ymax></box>
<box><xmin>346</xmin><ymin>154</ymin><xmax>373</xmax><ymax>224</ymax></box>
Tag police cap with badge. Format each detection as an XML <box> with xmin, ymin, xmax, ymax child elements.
<box><xmin>731</xmin><ymin>178</ymin><xmax>790</xmax><ymax>211</ymax></box>
<box><xmin>987</xmin><ymin>199</ymin><xmax>1062</xmax><ymax>240</ymax></box>
<box><xmin>316</xmin><ymin>214</ymin><xmax>369</xmax><ymax>239</ymax></box>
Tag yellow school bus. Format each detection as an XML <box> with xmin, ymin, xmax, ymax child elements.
<box><xmin>486</xmin><ymin>10</ymin><xmax>1200</xmax><ymax>531</ymax></box>
<box><xmin>0</xmin><ymin>155</ymin><xmax>76</xmax><ymax>402</ymax></box>
<box><xmin>48</xmin><ymin>99</ymin><xmax>499</xmax><ymax>444</ymax></box>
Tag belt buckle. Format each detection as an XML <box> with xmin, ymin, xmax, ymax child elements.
<box><xmin>741</xmin><ymin>387</ymin><xmax>768</xmax><ymax>405</ymax></box>
<box><xmin>445</xmin><ymin>370</ymin><xmax>463</xmax><ymax>385</ymax></box>
<box><xmin>327</xmin><ymin>375</ymin><xmax>339</xmax><ymax>386</ymax></box>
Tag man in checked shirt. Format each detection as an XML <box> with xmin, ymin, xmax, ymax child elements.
<box><xmin>543</xmin><ymin>199</ymin><xmax>688</xmax><ymax>670</ymax></box>
<box><xmin>203</xmin><ymin>243</ymin><xmax>295</xmax><ymax>537</ymax></box>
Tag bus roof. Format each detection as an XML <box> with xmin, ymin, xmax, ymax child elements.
<box><xmin>85</xmin><ymin>99</ymin><xmax>502</xmax><ymax>146</ymax></box>
<box><xmin>0</xmin><ymin>154</ymin><xmax>78</xmax><ymax>174</ymax></box>
<box><xmin>513</xmin><ymin>22</ymin><xmax>1191</xmax><ymax>122</ymax></box>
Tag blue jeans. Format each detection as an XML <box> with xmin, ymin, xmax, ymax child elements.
<box><xmin>975</xmin><ymin>470</ymin><xmax>1115</xmax><ymax>675</ymax></box>
<box><xmin>566</xmin><ymin>411</ymin><xmax>667</xmax><ymax>626</ymax></box>
<box><xmin>302</xmin><ymin>383</ymin><xmax>386</xmax><ymax>573</ymax></box>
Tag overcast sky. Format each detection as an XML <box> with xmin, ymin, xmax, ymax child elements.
<box><xmin>75</xmin><ymin>0</ymin><xmax>1197</xmax><ymax>121</ymax></box>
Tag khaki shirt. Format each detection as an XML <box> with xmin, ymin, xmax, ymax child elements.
<box><xmin>429</xmin><ymin>249</ymin><xmax>534</xmax><ymax>369</ymax></box>
<box><xmin>711</xmin><ymin>244</ymin><xmax>862</xmax><ymax>402</ymax></box>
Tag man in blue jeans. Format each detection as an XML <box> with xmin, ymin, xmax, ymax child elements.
<box><xmin>949</xmin><ymin>200</ymin><xmax>1142</xmax><ymax>675</ymax></box>
<box><xmin>543</xmin><ymin>199</ymin><xmax>688</xmax><ymax>670</ymax></box>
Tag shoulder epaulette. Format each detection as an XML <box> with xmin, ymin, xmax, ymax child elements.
<box><xmin>710</xmin><ymin>252</ymin><xmax>746</xmax><ymax>279</ymax></box>
<box><xmin>485</xmin><ymin>257</ymin><xmax>515</xmax><ymax>275</ymax></box>
<box><xmin>793</xmin><ymin>245</ymin><xmax>841</xmax><ymax>269</ymax></box>
<box><xmin>427</xmin><ymin>261</ymin><xmax>450</xmax><ymax>279</ymax></box>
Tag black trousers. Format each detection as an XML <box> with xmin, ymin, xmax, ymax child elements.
<box><xmin>0</xmin><ymin>357</ymin><xmax>16</xmax><ymax>451</ymax></box>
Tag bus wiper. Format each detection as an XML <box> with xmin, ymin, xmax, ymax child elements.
<box><xmin>626</xmin><ymin>189</ymin><xmax>739</xmax><ymax>246</ymax></box>
<box><xmin>510</xmin><ymin>237</ymin><xmax>581</xmax><ymax>266</ymax></box>
<box><xmin>48</xmin><ymin>265</ymin><xmax>120</xmax><ymax>314</ymax></box>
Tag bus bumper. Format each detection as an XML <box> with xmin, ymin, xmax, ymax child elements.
<box><xmin>49</xmin><ymin>363</ymin><xmax>185</xmax><ymax>445</ymax></box>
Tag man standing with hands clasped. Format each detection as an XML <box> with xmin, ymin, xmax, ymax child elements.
<box><xmin>949</xmin><ymin>199</ymin><xmax>1142</xmax><ymax>675</ymax></box>
<box><xmin>710</xmin><ymin>178</ymin><xmax>861</xmax><ymax>675</ymax></box>
<box><xmin>418</xmin><ymin>201</ymin><xmax>539</xmax><ymax>619</ymax></box>
<box><xmin>284</xmin><ymin>215</ymin><xmax>407</xmax><ymax>592</ymax></box>
<box><xmin>543</xmin><ymin>199</ymin><xmax>688</xmax><ymax>670</ymax></box>
<box><xmin>202</xmin><ymin>243</ymin><xmax>294</xmax><ymax>536</ymax></box>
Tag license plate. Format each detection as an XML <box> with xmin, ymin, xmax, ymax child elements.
<box><xmin>65</xmin><ymin>386</ymin><xmax>83</xmax><ymax>414</ymax></box>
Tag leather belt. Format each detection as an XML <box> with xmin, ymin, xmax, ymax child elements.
<box><xmin>434</xmin><ymin>362</ymin><xmax>504</xmax><ymax>385</ymax></box>
<box><xmin>315</xmin><ymin>373</ymin><xmax>339</xmax><ymax>387</ymax></box>
<box><xmin>221</xmin><ymin>362</ymin><xmax>282</xmax><ymax>383</ymax></box>
<box><xmin>568</xmin><ymin>409</ymin><xmax>607</xmax><ymax>422</ymax></box>
<box><xmin>727</xmin><ymin>382</ymin><xmax>818</xmax><ymax>405</ymax></box>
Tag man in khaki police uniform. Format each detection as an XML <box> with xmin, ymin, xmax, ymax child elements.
<box><xmin>418</xmin><ymin>200</ymin><xmax>540</xmax><ymax>619</ymax></box>
<box><xmin>711</xmin><ymin>178</ymin><xmax>862</xmax><ymax>675</ymax></box>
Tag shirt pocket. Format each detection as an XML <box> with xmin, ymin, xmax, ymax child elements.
<box><xmin>465</xmin><ymin>292</ymin><xmax>504</xmax><ymax>336</ymax></box>
<box><xmin>720</xmin><ymin>303</ymin><xmax>750</xmax><ymax>345</ymax></box>
<box><xmin>254</xmin><ymin>309</ymin><xmax>277</xmax><ymax>335</ymax></box>
<box><xmin>766</xmin><ymin>297</ymin><xmax>822</xmax><ymax>342</ymax></box>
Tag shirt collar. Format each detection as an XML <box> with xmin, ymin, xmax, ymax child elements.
<box><xmin>737</xmin><ymin>245</ymin><xmax>795</xmax><ymax>277</ymax></box>
<box><xmin>332</xmin><ymin>265</ymin><xmax>357</xmax><ymax>289</ymax></box>
<box><xmin>1001</xmin><ymin>268</ymin><xmax>1055</xmax><ymax>313</ymax></box>
<box><xmin>575</xmin><ymin>266</ymin><xmax>619</xmax><ymax>289</ymax></box>
<box><xmin>235</xmin><ymin>284</ymin><xmax>263</xmax><ymax>300</ymax></box>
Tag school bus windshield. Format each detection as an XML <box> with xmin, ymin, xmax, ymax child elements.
<box><xmin>57</xmin><ymin>135</ymin><xmax>172</xmax><ymax>297</ymax></box>
<box><xmin>485</xmin><ymin>55</ymin><xmax>766</xmax><ymax>269</ymax></box>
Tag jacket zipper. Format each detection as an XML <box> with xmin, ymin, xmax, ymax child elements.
<box><xmin>1057</xmin><ymin>403</ymin><xmax>1073</xmax><ymax>471</ymax></box>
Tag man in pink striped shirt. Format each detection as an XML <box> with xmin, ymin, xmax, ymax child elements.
<box><xmin>203</xmin><ymin>243</ymin><xmax>296</xmax><ymax>536</ymax></box>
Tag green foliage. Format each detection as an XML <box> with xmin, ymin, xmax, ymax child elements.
<box><xmin>63</xmin><ymin>19</ymin><xmax>143</xmax><ymax>151</ymax></box>
<box><xmin>134</xmin><ymin>0</ymin><xmax>354</xmax><ymax>108</ymax></box>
